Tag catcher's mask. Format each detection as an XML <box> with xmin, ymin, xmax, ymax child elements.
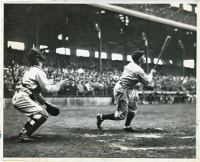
<box><xmin>131</xmin><ymin>51</ymin><xmax>145</xmax><ymax>62</ymax></box>
<box><xmin>26</xmin><ymin>47</ymin><xmax>46</xmax><ymax>65</ymax></box>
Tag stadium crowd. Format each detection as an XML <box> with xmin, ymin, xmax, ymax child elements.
<box><xmin>4</xmin><ymin>48</ymin><xmax>196</xmax><ymax>104</ymax></box>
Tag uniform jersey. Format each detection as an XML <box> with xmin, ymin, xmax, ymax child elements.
<box><xmin>120</xmin><ymin>61</ymin><xmax>151</xmax><ymax>89</ymax></box>
<box><xmin>113</xmin><ymin>61</ymin><xmax>152</xmax><ymax>120</ymax></box>
<box><xmin>22</xmin><ymin>65</ymin><xmax>61</xmax><ymax>93</ymax></box>
<box><xmin>12</xmin><ymin>65</ymin><xmax>61</xmax><ymax>116</ymax></box>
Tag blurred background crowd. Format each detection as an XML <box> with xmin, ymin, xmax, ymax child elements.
<box><xmin>4</xmin><ymin>48</ymin><xmax>196</xmax><ymax>104</ymax></box>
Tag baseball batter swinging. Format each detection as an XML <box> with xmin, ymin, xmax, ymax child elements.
<box><xmin>96</xmin><ymin>51</ymin><xmax>156</xmax><ymax>132</ymax></box>
<box><xmin>12</xmin><ymin>47</ymin><xmax>68</xmax><ymax>142</ymax></box>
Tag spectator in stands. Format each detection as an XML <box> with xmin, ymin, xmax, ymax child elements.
<box><xmin>4</xmin><ymin>77</ymin><xmax>12</xmax><ymax>97</ymax></box>
<box><xmin>141</xmin><ymin>92</ymin><xmax>149</xmax><ymax>104</ymax></box>
<box><xmin>168</xmin><ymin>95</ymin><xmax>174</xmax><ymax>104</ymax></box>
<box><xmin>160</xmin><ymin>92</ymin><xmax>167</xmax><ymax>104</ymax></box>
<box><xmin>65</xmin><ymin>78</ymin><xmax>76</xmax><ymax>96</ymax></box>
<box><xmin>76</xmin><ymin>80</ymin><xmax>86</xmax><ymax>96</ymax></box>
<box><xmin>103</xmin><ymin>81</ymin><xmax>109</xmax><ymax>96</ymax></box>
<box><xmin>153</xmin><ymin>91</ymin><xmax>159</xmax><ymax>104</ymax></box>
<box><xmin>147</xmin><ymin>92</ymin><xmax>155</xmax><ymax>104</ymax></box>
<box><xmin>4</xmin><ymin>47</ymin><xmax>196</xmax><ymax>101</ymax></box>
<box><xmin>58</xmin><ymin>74</ymin><xmax>68</xmax><ymax>96</ymax></box>
<box><xmin>48</xmin><ymin>75</ymin><xmax>54</xmax><ymax>84</ymax></box>
<box><xmin>93</xmin><ymin>78</ymin><xmax>104</xmax><ymax>95</ymax></box>
<box><xmin>98</xmin><ymin>80</ymin><xmax>105</xmax><ymax>95</ymax></box>
<box><xmin>84</xmin><ymin>80</ymin><xmax>95</xmax><ymax>96</ymax></box>
<box><xmin>113</xmin><ymin>71</ymin><xmax>120</xmax><ymax>81</ymax></box>
<box><xmin>186</xmin><ymin>92</ymin><xmax>196</xmax><ymax>103</ymax></box>
<box><xmin>14</xmin><ymin>77</ymin><xmax>23</xmax><ymax>92</ymax></box>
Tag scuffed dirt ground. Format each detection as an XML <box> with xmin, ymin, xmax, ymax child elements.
<box><xmin>3</xmin><ymin>103</ymin><xmax>196</xmax><ymax>159</ymax></box>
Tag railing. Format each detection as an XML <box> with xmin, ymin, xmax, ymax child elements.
<box><xmin>4</xmin><ymin>83</ymin><xmax>196</xmax><ymax>104</ymax></box>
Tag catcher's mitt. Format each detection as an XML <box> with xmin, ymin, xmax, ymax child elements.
<box><xmin>45</xmin><ymin>102</ymin><xmax>60</xmax><ymax>116</ymax></box>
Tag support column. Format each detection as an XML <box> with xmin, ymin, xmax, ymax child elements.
<box><xmin>4</xmin><ymin>34</ymin><xmax>8</xmax><ymax>50</ymax></box>
<box><xmin>89</xmin><ymin>47</ymin><xmax>96</xmax><ymax>63</ymax></box>
<box><xmin>90</xmin><ymin>47</ymin><xmax>95</xmax><ymax>58</ymax></box>
<box><xmin>194</xmin><ymin>47</ymin><xmax>196</xmax><ymax>71</ymax></box>
<box><xmin>35</xmin><ymin>22</ymin><xmax>39</xmax><ymax>47</ymax></box>
<box><xmin>97</xmin><ymin>12</ymin><xmax>102</xmax><ymax>72</ymax></box>
<box><xmin>123</xmin><ymin>45</ymin><xmax>128</xmax><ymax>66</ymax></box>
<box><xmin>70</xmin><ymin>47</ymin><xmax>76</xmax><ymax>56</ymax></box>
<box><xmin>107</xmin><ymin>46</ymin><xmax>112</xmax><ymax>60</ymax></box>
<box><xmin>25</xmin><ymin>40</ymin><xmax>33</xmax><ymax>51</ymax></box>
<box><xmin>51</xmin><ymin>49</ymin><xmax>56</xmax><ymax>54</ymax></box>
<box><xmin>123</xmin><ymin>48</ymin><xmax>126</xmax><ymax>61</ymax></box>
<box><xmin>150</xmin><ymin>56</ymin><xmax>154</xmax><ymax>69</ymax></box>
<box><xmin>70</xmin><ymin>47</ymin><xmax>77</xmax><ymax>63</ymax></box>
<box><xmin>98</xmin><ymin>28</ymin><xmax>102</xmax><ymax>72</ymax></box>
<box><xmin>142</xmin><ymin>32</ymin><xmax>149</xmax><ymax>73</ymax></box>
<box><xmin>179</xmin><ymin>4</ymin><xmax>183</xmax><ymax>14</ymax></box>
<box><xmin>178</xmin><ymin>39</ymin><xmax>185</xmax><ymax>76</ymax></box>
<box><xmin>146</xmin><ymin>43</ymin><xmax>149</xmax><ymax>73</ymax></box>
<box><xmin>182</xmin><ymin>47</ymin><xmax>185</xmax><ymax>76</ymax></box>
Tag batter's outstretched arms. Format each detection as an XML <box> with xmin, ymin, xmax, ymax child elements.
<box><xmin>137</xmin><ymin>69</ymin><xmax>156</xmax><ymax>85</ymax></box>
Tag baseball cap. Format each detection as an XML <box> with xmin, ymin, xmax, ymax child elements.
<box><xmin>131</xmin><ymin>51</ymin><xmax>145</xmax><ymax>62</ymax></box>
<box><xmin>26</xmin><ymin>47</ymin><xmax>46</xmax><ymax>64</ymax></box>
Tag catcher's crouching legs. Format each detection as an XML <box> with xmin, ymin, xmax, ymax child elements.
<box><xmin>19</xmin><ymin>110</ymin><xmax>48</xmax><ymax>142</ymax></box>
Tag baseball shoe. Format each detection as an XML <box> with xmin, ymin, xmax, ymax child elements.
<box><xmin>19</xmin><ymin>132</ymin><xmax>23</xmax><ymax>137</ymax></box>
<box><xmin>19</xmin><ymin>131</ymin><xmax>26</xmax><ymax>137</ymax></box>
<box><xmin>123</xmin><ymin>127</ymin><xmax>138</xmax><ymax>132</ymax></box>
<box><xmin>18</xmin><ymin>135</ymin><xmax>33</xmax><ymax>142</ymax></box>
<box><xmin>96</xmin><ymin>114</ymin><xmax>103</xmax><ymax>130</ymax></box>
<box><xmin>19</xmin><ymin>128</ymin><xmax>26</xmax><ymax>137</ymax></box>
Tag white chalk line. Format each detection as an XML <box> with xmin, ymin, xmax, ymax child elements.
<box><xmin>178</xmin><ymin>136</ymin><xmax>195</xmax><ymax>139</ymax></box>
<box><xmin>111</xmin><ymin>143</ymin><xmax>196</xmax><ymax>151</ymax></box>
<box><xmin>84</xmin><ymin>133</ymin><xmax>162</xmax><ymax>138</ymax></box>
<box><xmin>84</xmin><ymin>134</ymin><xmax>195</xmax><ymax>139</ymax></box>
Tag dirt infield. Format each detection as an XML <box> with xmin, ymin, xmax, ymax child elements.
<box><xmin>3</xmin><ymin>103</ymin><xmax>196</xmax><ymax>159</ymax></box>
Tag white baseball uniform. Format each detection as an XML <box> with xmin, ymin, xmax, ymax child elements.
<box><xmin>12</xmin><ymin>65</ymin><xmax>62</xmax><ymax>116</ymax></box>
<box><xmin>114</xmin><ymin>61</ymin><xmax>152</xmax><ymax>119</ymax></box>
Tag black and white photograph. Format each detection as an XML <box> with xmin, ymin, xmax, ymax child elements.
<box><xmin>1</xmin><ymin>2</ymin><xmax>198</xmax><ymax>160</ymax></box>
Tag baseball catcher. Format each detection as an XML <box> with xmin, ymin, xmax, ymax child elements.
<box><xmin>12</xmin><ymin>47</ymin><xmax>68</xmax><ymax>142</ymax></box>
<box><xmin>96</xmin><ymin>51</ymin><xmax>156</xmax><ymax>132</ymax></box>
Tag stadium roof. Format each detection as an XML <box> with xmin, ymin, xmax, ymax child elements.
<box><xmin>4</xmin><ymin>3</ymin><xmax>196</xmax><ymax>60</ymax></box>
<box><xmin>90</xmin><ymin>4</ymin><xmax>196</xmax><ymax>31</ymax></box>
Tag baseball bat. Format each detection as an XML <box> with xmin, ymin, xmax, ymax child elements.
<box><xmin>153</xmin><ymin>36</ymin><xmax>171</xmax><ymax>71</ymax></box>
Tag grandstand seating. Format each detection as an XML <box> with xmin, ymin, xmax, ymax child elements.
<box><xmin>3</xmin><ymin>48</ymin><xmax>196</xmax><ymax>104</ymax></box>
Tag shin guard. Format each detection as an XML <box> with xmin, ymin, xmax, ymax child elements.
<box><xmin>26</xmin><ymin>115</ymin><xmax>47</xmax><ymax>136</ymax></box>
